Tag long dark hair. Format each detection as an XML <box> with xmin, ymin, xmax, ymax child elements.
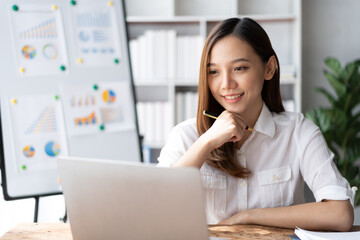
<box><xmin>196</xmin><ymin>18</ymin><xmax>285</xmax><ymax>178</ymax></box>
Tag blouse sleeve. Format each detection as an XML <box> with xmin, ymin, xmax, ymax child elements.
<box><xmin>157</xmin><ymin>119</ymin><xmax>198</xmax><ymax>167</ymax></box>
<box><xmin>297</xmin><ymin>117</ymin><xmax>357</xmax><ymax>207</ymax></box>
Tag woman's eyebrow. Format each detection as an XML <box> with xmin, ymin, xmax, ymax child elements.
<box><xmin>207</xmin><ymin>57</ymin><xmax>250</xmax><ymax>67</ymax></box>
<box><xmin>231</xmin><ymin>57</ymin><xmax>250</xmax><ymax>63</ymax></box>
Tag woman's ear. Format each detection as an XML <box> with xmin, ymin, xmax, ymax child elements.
<box><xmin>264</xmin><ymin>55</ymin><xmax>277</xmax><ymax>80</ymax></box>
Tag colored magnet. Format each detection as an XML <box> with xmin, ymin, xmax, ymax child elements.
<box><xmin>52</xmin><ymin>5</ymin><xmax>58</xmax><ymax>10</ymax></box>
<box><xmin>93</xmin><ymin>84</ymin><xmax>99</xmax><ymax>90</ymax></box>
<box><xmin>107</xmin><ymin>1</ymin><xmax>114</xmax><ymax>6</ymax></box>
<box><xmin>99</xmin><ymin>124</ymin><xmax>105</xmax><ymax>131</ymax></box>
<box><xmin>12</xmin><ymin>5</ymin><xmax>19</xmax><ymax>11</ymax></box>
<box><xmin>114</xmin><ymin>58</ymin><xmax>119</xmax><ymax>64</ymax></box>
<box><xmin>70</xmin><ymin>0</ymin><xmax>76</xmax><ymax>6</ymax></box>
<box><xmin>11</xmin><ymin>98</ymin><xmax>17</xmax><ymax>104</ymax></box>
<box><xmin>21</xmin><ymin>165</ymin><xmax>27</xmax><ymax>170</ymax></box>
<box><xmin>60</xmin><ymin>65</ymin><xmax>66</xmax><ymax>71</ymax></box>
<box><xmin>54</xmin><ymin>95</ymin><xmax>59</xmax><ymax>100</ymax></box>
<box><xmin>19</xmin><ymin>67</ymin><xmax>25</xmax><ymax>73</ymax></box>
<box><xmin>76</xmin><ymin>58</ymin><xmax>83</xmax><ymax>64</ymax></box>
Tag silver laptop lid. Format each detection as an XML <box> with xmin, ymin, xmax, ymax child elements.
<box><xmin>57</xmin><ymin>157</ymin><xmax>209</xmax><ymax>240</ymax></box>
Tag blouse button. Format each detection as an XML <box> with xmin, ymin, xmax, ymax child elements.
<box><xmin>273</xmin><ymin>174</ymin><xmax>280</xmax><ymax>180</ymax></box>
<box><xmin>240</xmin><ymin>180</ymin><xmax>246</xmax><ymax>187</ymax></box>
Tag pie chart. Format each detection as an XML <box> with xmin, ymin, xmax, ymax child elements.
<box><xmin>43</xmin><ymin>44</ymin><xmax>57</xmax><ymax>60</ymax></box>
<box><xmin>45</xmin><ymin>141</ymin><xmax>61</xmax><ymax>157</ymax></box>
<box><xmin>23</xmin><ymin>145</ymin><xmax>35</xmax><ymax>158</ymax></box>
<box><xmin>22</xmin><ymin>45</ymin><xmax>36</xmax><ymax>59</ymax></box>
<box><xmin>79</xmin><ymin>31</ymin><xmax>90</xmax><ymax>42</ymax></box>
<box><xmin>102</xmin><ymin>89</ymin><xmax>116</xmax><ymax>103</ymax></box>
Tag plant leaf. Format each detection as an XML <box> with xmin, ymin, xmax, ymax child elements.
<box><xmin>341</xmin><ymin>94</ymin><xmax>354</xmax><ymax>115</ymax></box>
<box><xmin>312</xmin><ymin>58</ymin><xmax>360</xmax><ymax>205</ymax></box>
<box><xmin>323</xmin><ymin>70</ymin><xmax>346</xmax><ymax>97</ymax></box>
<box><xmin>306</xmin><ymin>108</ymin><xmax>332</xmax><ymax>132</ymax></box>
<box><xmin>350</xmin><ymin>71</ymin><xmax>360</xmax><ymax>93</ymax></box>
<box><xmin>345</xmin><ymin>166</ymin><xmax>359</xmax><ymax>182</ymax></box>
<box><xmin>345</xmin><ymin>140</ymin><xmax>360</xmax><ymax>163</ymax></box>
<box><xmin>351</xmin><ymin>111</ymin><xmax>360</xmax><ymax>126</ymax></box>
<box><xmin>323</xmin><ymin>108</ymin><xmax>346</xmax><ymax>130</ymax></box>
<box><xmin>342</xmin><ymin>61</ymin><xmax>358</xmax><ymax>85</ymax></box>
<box><xmin>350</xmin><ymin>121</ymin><xmax>360</xmax><ymax>137</ymax></box>
<box><xmin>315</xmin><ymin>87</ymin><xmax>336</xmax><ymax>106</ymax></box>
<box><xmin>325</xmin><ymin>57</ymin><xmax>342</xmax><ymax>78</ymax></box>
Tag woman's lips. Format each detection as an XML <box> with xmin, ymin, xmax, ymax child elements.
<box><xmin>223</xmin><ymin>93</ymin><xmax>244</xmax><ymax>103</ymax></box>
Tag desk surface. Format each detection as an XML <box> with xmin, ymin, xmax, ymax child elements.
<box><xmin>1</xmin><ymin>223</ymin><xmax>360</xmax><ymax>240</ymax></box>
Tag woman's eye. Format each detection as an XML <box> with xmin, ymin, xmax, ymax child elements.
<box><xmin>209</xmin><ymin>70</ymin><xmax>218</xmax><ymax>75</ymax></box>
<box><xmin>234</xmin><ymin>66</ymin><xmax>248</xmax><ymax>71</ymax></box>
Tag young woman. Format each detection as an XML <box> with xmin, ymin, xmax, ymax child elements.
<box><xmin>157</xmin><ymin>18</ymin><xmax>356</xmax><ymax>231</ymax></box>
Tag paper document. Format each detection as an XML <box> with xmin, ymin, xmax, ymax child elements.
<box><xmin>295</xmin><ymin>227</ymin><xmax>360</xmax><ymax>240</ymax></box>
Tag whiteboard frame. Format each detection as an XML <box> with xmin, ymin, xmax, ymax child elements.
<box><xmin>0</xmin><ymin>0</ymin><xmax>142</xmax><ymax>201</ymax></box>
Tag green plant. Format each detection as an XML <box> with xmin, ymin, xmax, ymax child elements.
<box><xmin>306</xmin><ymin>57</ymin><xmax>360</xmax><ymax>206</ymax></box>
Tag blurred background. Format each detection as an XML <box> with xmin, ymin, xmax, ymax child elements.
<box><xmin>1</xmin><ymin>0</ymin><xmax>360</xmax><ymax>235</ymax></box>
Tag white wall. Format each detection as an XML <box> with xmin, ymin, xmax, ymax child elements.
<box><xmin>0</xmin><ymin>177</ymin><xmax>66</xmax><ymax>236</ymax></box>
<box><xmin>302</xmin><ymin>0</ymin><xmax>360</xmax><ymax>112</ymax></box>
<box><xmin>0</xmin><ymin>189</ymin><xmax>33</xmax><ymax>236</ymax></box>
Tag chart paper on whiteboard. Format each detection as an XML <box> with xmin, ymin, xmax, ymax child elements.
<box><xmin>9</xmin><ymin>95</ymin><xmax>68</xmax><ymax>173</ymax></box>
<box><xmin>9</xmin><ymin>4</ymin><xmax>68</xmax><ymax>76</ymax></box>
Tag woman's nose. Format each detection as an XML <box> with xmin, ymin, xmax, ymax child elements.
<box><xmin>220</xmin><ymin>72</ymin><xmax>237</xmax><ymax>89</ymax></box>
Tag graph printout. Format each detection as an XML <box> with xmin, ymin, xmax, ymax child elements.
<box><xmin>9</xmin><ymin>4</ymin><xmax>68</xmax><ymax>76</ymax></box>
<box><xmin>70</xmin><ymin>1</ymin><xmax>121</xmax><ymax>66</ymax></box>
<box><xmin>9</xmin><ymin>95</ymin><xmax>68</xmax><ymax>173</ymax></box>
<box><xmin>61</xmin><ymin>81</ymin><xmax>135</xmax><ymax>136</ymax></box>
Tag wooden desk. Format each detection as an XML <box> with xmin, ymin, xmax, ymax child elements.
<box><xmin>1</xmin><ymin>223</ymin><xmax>360</xmax><ymax>240</ymax></box>
<box><xmin>209</xmin><ymin>224</ymin><xmax>295</xmax><ymax>239</ymax></box>
<box><xmin>1</xmin><ymin>223</ymin><xmax>72</xmax><ymax>240</ymax></box>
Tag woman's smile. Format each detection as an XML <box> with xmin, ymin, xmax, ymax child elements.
<box><xmin>223</xmin><ymin>93</ymin><xmax>245</xmax><ymax>103</ymax></box>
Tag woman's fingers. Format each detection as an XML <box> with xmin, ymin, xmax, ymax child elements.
<box><xmin>209</xmin><ymin>110</ymin><xmax>248</xmax><ymax>145</ymax></box>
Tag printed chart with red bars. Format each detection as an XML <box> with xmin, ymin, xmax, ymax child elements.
<box><xmin>74</xmin><ymin>111</ymin><xmax>98</xmax><ymax>126</ymax></box>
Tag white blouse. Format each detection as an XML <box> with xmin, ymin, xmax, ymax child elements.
<box><xmin>157</xmin><ymin>103</ymin><xmax>356</xmax><ymax>224</ymax></box>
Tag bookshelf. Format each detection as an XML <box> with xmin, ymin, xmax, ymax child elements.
<box><xmin>125</xmin><ymin>0</ymin><xmax>302</xmax><ymax>162</ymax></box>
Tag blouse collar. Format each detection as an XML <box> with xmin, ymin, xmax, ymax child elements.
<box><xmin>253</xmin><ymin>102</ymin><xmax>276</xmax><ymax>138</ymax></box>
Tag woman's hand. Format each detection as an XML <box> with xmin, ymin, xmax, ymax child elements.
<box><xmin>217</xmin><ymin>200</ymin><xmax>354</xmax><ymax>231</ymax></box>
<box><xmin>203</xmin><ymin>110</ymin><xmax>249</xmax><ymax>150</ymax></box>
<box><xmin>218</xmin><ymin>210</ymin><xmax>250</xmax><ymax>225</ymax></box>
<box><xmin>173</xmin><ymin>110</ymin><xmax>250</xmax><ymax>169</ymax></box>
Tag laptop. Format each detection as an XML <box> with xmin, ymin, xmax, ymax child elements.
<box><xmin>57</xmin><ymin>156</ymin><xmax>216</xmax><ymax>240</ymax></box>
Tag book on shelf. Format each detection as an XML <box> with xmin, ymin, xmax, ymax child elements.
<box><xmin>176</xmin><ymin>92</ymin><xmax>184</xmax><ymax>124</ymax></box>
<box><xmin>283</xmin><ymin>99</ymin><xmax>295</xmax><ymax>112</ymax></box>
<box><xmin>136</xmin><ymin>101</ymin><xmax>173</xmax><ymax>144</ymax></box>
<box><xmin>176</xmin><ymin>91</ymin><xmax>198</xmax><ymax>124</ymax></box>
<box><xmin>129</xmin><ymin>30</ymin><xmax>202</xmax><ymax>84</ymax></box>
<box><xmin>142</xmin><ymin>145</ymin><xmax>151</xmax><ymax>163</ymax></box>
<box><xmin>136</xmin><ymin>91</ymin><xmax>198</xmax><ymax>147</ymax></box>
<box><xmin>141</xmin><ymin>145</ymin><xmax>161</xmax><ymax>164</ymax></box>
<box><xmin>167</xmin><ymin>30</ymin><xmax>176</xmax><ymax>80</ymax></box>
<box><xmin>176</xmin><ymin>35</ymin><xmax>203</xmax><ymax>84</ymax></box>
<box><xmin>280</xmin><ymin>64</ymin><xmax>296</xmax><ymax>84</ymax></box>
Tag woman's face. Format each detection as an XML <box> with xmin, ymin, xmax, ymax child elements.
<box><xmin>208</xmin><ymin>35</ymin><xmax>274</xmax><ymax>117</ymax></box>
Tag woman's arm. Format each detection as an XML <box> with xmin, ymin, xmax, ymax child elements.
<box><xmin>172</xmin><ymin>132</ymin><xmax>214</xmax><ymax>168</ymax></box>
<box><xmin>173</xmin><ymin>110</ymin><xmax>248</xmax><ymax>168</ymax></box>
<box><xmin>219</xmin><ymin>199</ymin><xmax>354</xmax><ymax>232</ymax></box>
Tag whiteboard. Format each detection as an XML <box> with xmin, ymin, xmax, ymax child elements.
<box><xmin>0</xmin><ymin>0</ymin><xmax>142</xmax><ymax>200</ymax></box>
